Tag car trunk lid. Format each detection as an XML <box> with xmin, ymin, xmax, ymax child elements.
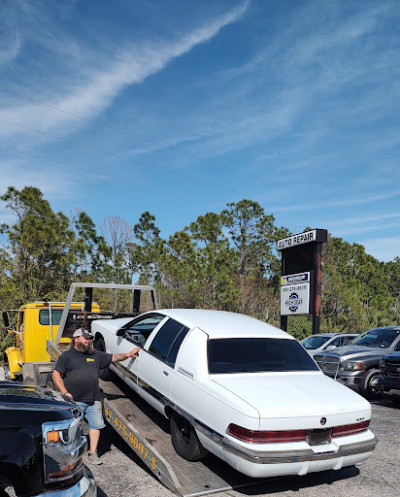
<box><xmin>211</xmin><ymin>371</ymin><xmax>371</xmax><ymax>430</ymax></box>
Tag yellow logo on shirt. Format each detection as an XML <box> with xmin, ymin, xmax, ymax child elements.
<box><xmin>86</xmin><ymin>358</ymin><xmax>95</xmax><ymax>362</ymax></box>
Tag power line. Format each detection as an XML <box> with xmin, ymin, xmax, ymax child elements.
<box><xmin>1</xmin><ymin>88</ymin><xmax>397</xmax><ymax>239</ymax></box>
<box><xmin>2</xmin><ymin>88</ymin><xmax>392</xmax><ymax>219</ymax></box>
<box><xmin>0</xmin><ymin>143</ymin><xmax>204</xmax><ymax>203</ymax></box>
<box><xmin>0</xmin><ymin>117</ymin><xmax>277</xmax><ymax>208</ymax></box>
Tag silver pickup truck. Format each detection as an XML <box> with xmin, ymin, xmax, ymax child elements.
<box><xmin>314</xmin><ymin>326</ymin><xmax>400</xmax><ymax>399</ymax></box>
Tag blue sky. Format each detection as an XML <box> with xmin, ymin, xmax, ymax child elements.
<box><xmin>1</xmin><ymin>0</ymin><xmax>399</xmax><ymax>262</ymax></box>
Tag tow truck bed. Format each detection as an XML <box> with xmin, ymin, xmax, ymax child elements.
<box><xmin>100</xmin><ymin>376</ymin><xmax>263</xmax><ymax>497</ymax></box>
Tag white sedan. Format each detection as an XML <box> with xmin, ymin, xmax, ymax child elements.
<box><xmin>91</xmin><ymin>309</ymin><xmax>377</xmax><ymax>478</ymax></box>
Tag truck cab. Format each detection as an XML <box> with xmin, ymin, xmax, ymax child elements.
<box><xmin>2</xmin><ymin>301</ymin><xmax>100</xmax><ymax>381</ymax></box>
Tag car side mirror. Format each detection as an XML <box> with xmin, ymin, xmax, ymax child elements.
<box><xmin>326</xmin><ymin>345</ymin><xmax>336</xmax><ymax>351</ymax></box>
<box><xmin>2</xmin><ymin>311</ymin><xmax>10</xmax><ymax>328</ymax></box>
<box><xmin>116</xmin><ymin>329</ymin><xmax>125</xmax><ymax>337</ymax></box>
<box><xmin>395</xmin><ymin>341</ymin><xmax>400</xmax><ymax>352</ymax></box>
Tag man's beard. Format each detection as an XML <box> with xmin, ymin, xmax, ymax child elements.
<box><xmin>76</xmin><ymin>342</ymin><xmax>94</xmax><ymax>354</ymax></box>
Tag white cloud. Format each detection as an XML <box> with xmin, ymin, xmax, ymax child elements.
<box><xmin>362</xmin><ymin>236</ymin><xmax>400</xmax><ymax>262</ymax></box>
<box><xmin>0</xmin><ymin>161</ymin><xmax>77</xmax><ymax>201</ymax></box>
<box><xmin>0</xmin><ymin>2</ymin><xmax>249</xmax><ymax>138</ymax></box>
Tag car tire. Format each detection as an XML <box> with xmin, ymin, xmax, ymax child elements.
<box><xmin>360</xmin><ymin>369</ymin><xmax>381</xmax><ymax>400</ymax></box>
<box><xmin>170</xmin><ymin>414</ymin><xmax>208</xmax><ymax>461</ymax></box>
<box><xmin>93</xmin><ymin>336</ymin><xmax>113</xmax><ymax>381</ymax></box>
<box><xmin>45</xmin><ymin>373</ymin><xmax>55</xmax><ymax>390</ymax></box>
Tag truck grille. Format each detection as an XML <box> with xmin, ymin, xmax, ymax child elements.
<box><xmin>314</xmin><ymin>354</ymin><xmax>340</xmax><ymax>373</ymax></box>
<box><xmin>382</xmin><ymin>359</ymin><xmax>400</xmax><ymax>379</ymax></box>
<box><xmin>384</xmin><ymin>359</ymin><xmax>400</xmax><ymax>367</ymax></box>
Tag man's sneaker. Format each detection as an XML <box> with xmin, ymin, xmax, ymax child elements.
<box><xmin>85</xmin><ymin>452</ymin><xmax>103</xmax><ymax>465</ymax></box>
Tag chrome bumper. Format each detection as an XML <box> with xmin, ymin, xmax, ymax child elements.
<box><xmin>222</xmin><ymin>436</ymin><xmax>378</xmax><ymax>464</ymax></box>
<box><xmin>36</xmin><ymin>467</ymin><xmax>96</xmax><ymax>497</ymax></box>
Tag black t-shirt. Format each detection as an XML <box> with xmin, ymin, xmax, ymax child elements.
<box><xmin>54</xmin><ymin>347</ymin><xmax>112</xmax><ymax>402</ymax></box>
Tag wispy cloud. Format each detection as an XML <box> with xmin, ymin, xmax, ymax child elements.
<box><xmin>0</xmin><ymin>2</ymin><xmax>249</xmax><ymax>138</ymax></box>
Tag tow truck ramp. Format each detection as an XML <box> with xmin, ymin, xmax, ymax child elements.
<box><xmin>100</xmin><ymin>377</ymin><xmax>264</xmax><ymax>497</ymax></box>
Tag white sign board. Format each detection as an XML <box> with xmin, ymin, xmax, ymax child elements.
<box><xmin>277</xmin><ymin>230</ymin><xmax>318</xmax><ymax>251</ymax></box>
<box><xmin>280</xmin><ymin>272</ymin><xmax>310</xmax><ymax>315</ymax></box>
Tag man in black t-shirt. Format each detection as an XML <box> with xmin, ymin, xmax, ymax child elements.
<box><xmin>53</xmin><ymin>328</ymin><xmax>140</xmax><ymax>465</ymax></box>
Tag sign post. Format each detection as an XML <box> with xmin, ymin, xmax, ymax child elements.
<box><xmin>277</xmin><ymin>229</ymin><xmax>327</xmax><ymax>334</ymax></box>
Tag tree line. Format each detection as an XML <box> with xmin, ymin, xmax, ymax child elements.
<box><xmin>1</xmin><ymin>186</ymin><xmax>399</xmax><ymax>347</ymax></box>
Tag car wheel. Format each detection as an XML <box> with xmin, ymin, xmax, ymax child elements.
<box><xmin>45</xmin><ymin>373</ymin><xmax>55</xmax><ymax>390</ymax></box>
<box><xmin>170</xmin><ymin>414</ymin><xmax>208</xmax><ymax>461</ymax></box>
<box><xmin>93</xmin><ymin>336</ymin><xmax>113</xmax><ymax>381</ymax></box>
<box><xmin>360</xmin><ymin>369</ymin><xmax>381</xmax><ymax>400</ymax></box>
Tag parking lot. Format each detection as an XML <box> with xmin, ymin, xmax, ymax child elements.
<box><xmin>90</xmin><ymin>397</ymin><xmax>400</xmax><ymax>497</ymax></box>
<box><xmin>1</xmin><ymin>367</ymin><xmax>399</xmax><ymax>497</ymax></box>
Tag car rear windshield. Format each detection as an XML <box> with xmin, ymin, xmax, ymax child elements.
<box><xmin>208</xmin><ymin>338</ymin><xmax>319</xmax><ymax>374</ymax></box>
<box><xmin>352</xmin><ymin>328</ymin><xmax>400</xmax><ymax>348</ymax></box>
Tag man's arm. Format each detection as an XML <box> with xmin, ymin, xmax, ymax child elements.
<box><xmin>52</xmin><ymin>370</ymin><xmax>73</xmax><ymax>398</ymax></box>
<box><xmin>112</xmin><ymin>347</ymin><xmax>140</xmax><ymax>363</ymax></box>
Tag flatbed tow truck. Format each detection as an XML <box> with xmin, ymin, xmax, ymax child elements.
<box><xmin>6</xmin><ymin>282</ymin><xmax>262</xmax><ymax>497</ymax></box>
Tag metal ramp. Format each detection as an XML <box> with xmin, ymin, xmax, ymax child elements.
<box><xmin>100</xmin><ymin>377</ymin><xmax>264</xmax><ymax>497</ymax></box>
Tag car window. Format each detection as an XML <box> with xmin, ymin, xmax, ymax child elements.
<box><xmin>352</xmin><ymin>328</ymin><xmax>400</xmax><ymax>348</ymax></box>
<box><xmin>39</xmin><ymin>309</ymin><xmax>64</xmax><ymax>325</ymax></box>
<box><xmin>208</xmin><ymin>338</ymin><xmax>319</xmax><ymax>374</ymax></box>
<box><xmin>330</xmin><ymin>337</ymin><xmax>341</xmax><ymax>347</ymax></box>
<box><xmin>124</xmin><ymin>314</ymin><xmax>165</xmax><ymax>335</ymax></box>
<box><xmin>300</xmin><ymin>335</ymin><xmax>332</xmax><ymax>350</ymax></box>
<box><xmin>120</xmin><ymin>314</ymin><xmax>165</xmax><ymax>347</ymax></box>
<box><xmin>148</xmin><ymin>318</ymin><xmax>189</xmax><ymax>367</ymax></box>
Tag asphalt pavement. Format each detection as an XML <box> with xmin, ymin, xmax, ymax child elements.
<box><xmin>89</xmin><ymin>398</ymin><xmax>400</xmax><ymax>497</ymax></box>
<box><xmin>0</xmin><ymin>367</ymin><xmax>398</xmax><ymax>497</ymax></box>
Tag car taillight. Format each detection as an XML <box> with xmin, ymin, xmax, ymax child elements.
<box><xmin>331</xmin><ymin>420</ymin><xmax>370</xmax><ymax>438</ymax></box>
<box><xmin>227</xmin><ymin>424</ymin><xmax>308</xmax><ymax>443</ymax></box>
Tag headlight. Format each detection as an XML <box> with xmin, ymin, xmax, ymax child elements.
<box><xmin>343</xmin><ymin>361</ymin><xmax>363</xmax><ymax>371</ymax></box>
<box><xmin>42</xmin><ymin>416</ymin><xmax>86</xmax><ymax>483</ymax></box>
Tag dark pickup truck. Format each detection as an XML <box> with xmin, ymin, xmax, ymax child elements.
<box><xmin>0</xmin><ymin>381</ymin><xmax>96</xmax><ymax>497</ymax></box>
<box><xmin>314</xmin><ymin>326</ymin><xmax>400</xmax><ymax>399</ymax></box>
<box><xmin>379</xmin><ymin>352</ymin><xmax>400</xmax><ymax>407</ymax></box>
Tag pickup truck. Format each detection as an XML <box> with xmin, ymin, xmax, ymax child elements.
<box><xmin>379</xmin><ymin>351</ymin><xmax>400</xmax><ymax>407</ymax></box>
<box><xmin>314</xmin><ymin>326</ymin><xmax>400</xmax><ymax>399</ymax></box>
<box><xmin>0</xmin><ymin>381</ymin><xmax>96</xmax><ymax>497</ymax></box>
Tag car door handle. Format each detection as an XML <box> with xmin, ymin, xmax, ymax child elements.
<box><xmin>163</xmin><ymin>371</ymin><xmax>169</xmax><ymax>376</ymax></box>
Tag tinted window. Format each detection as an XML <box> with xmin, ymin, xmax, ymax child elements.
<box><xmin>352</xmin><ymin>328</ymin><xmax>400</xmax><ymax>348</ymax></box>
<box><xmin>39</xmin><ymin>309</ymin><xmax>64</xmax><ymax>325</ymax></box>
<box><xmin>208</xmin><ymin>338</ymin><xmax>319</xmax><ymax>374</ymax></box>
<box><xmin>149</xmin><ymin>318</ymin><xmax>189</xmax><ymax>366</ymax></box>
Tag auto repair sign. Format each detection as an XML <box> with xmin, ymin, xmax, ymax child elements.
<box><xmin>280</xmin><ymin>272</ymin><xmax>310</xmax><ymax>315</ymax></box>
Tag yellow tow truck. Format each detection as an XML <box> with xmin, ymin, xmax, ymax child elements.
<box><xmin>2</xmin><ymin>283</ymin><xmax>155</xmax><ymax>386</ymax></box>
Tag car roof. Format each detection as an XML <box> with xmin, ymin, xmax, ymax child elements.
<box><xmin>304</xmin><ymin>333</ymin><xmax>358</xmax><ymax>338</ymax></box>
<box><xmin>150</xmin><ymin>309</ymin><xmax>292</xmax><ymax>340</ymax></box>
<box><xmin>366</xmin><ymin>326</ymin><xmax>400</xmax><ymax>332</ymax></box>
<box><xmin>307</xmin><ymin>333</ymin><xmax>339</xmax><ymax>338</ymax></box>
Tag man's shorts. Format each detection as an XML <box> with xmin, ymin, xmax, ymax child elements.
<box><xmin>75</xmin><ymin>401</ymin><xmax>105</xmax><ymax>430</ymax></box>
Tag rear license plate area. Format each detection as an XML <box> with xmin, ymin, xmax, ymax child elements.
<box><xmin>308</xmin><ymin>429</ymin><xmax>331</xmax><ymax>445</ymax></box>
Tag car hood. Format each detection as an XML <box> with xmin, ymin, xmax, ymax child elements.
<box><xmin>211</xmin><ymin>372</ymin><xmax>371</xmax><ymax>429</ymax></box>
<box><xmin>0</xmin><ymin>381</ymin><xmax>76</xmax><ymax>412</ymax></box>
<box><xmin>318</xmin><ymin>345</ymin><xmax>390</xmax><ymax>359</ymax></box>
